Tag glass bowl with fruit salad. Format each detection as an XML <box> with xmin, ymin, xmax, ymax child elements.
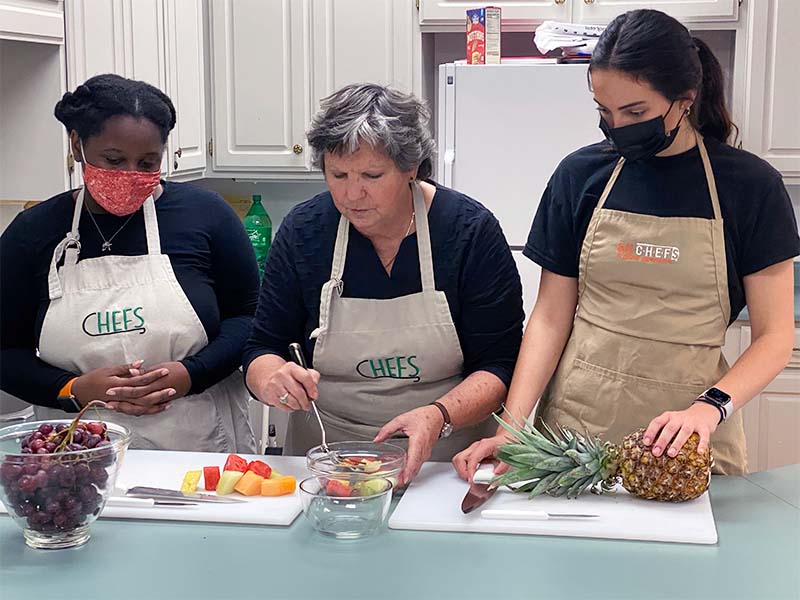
<box><xmin>306</xmin><ymin>441</ymin><xmax>406</xmax><ymax>490</ymax></box>
<box><xmin>299</xmin><ymin>474</ymin><xmax>392</xmax><ymax>539</ymax></box>
<box><xmin>0</xmin><ymin>412</ymin><xmax>131</xmax><ymax>550</ymax></box>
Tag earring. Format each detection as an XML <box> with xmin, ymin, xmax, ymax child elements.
<box><xmin>686</xmin><ymin>106</ymin><xmax>692</xmax><ymax>116</ymax></box>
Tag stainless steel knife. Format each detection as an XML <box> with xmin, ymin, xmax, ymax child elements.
<box><xmin>481</xmin><ymin>509</ymin><xmax>599</xmax><ymax>520</ymax></box>
<box><xmin>461</xmin><ymin>480</ymin><xmax>497</xmax><ymax>514</ymax></box>
<box><xmin>126</xmin><ymin>486</ymin><xmax>247</xmax><ymax>504</ymax></box>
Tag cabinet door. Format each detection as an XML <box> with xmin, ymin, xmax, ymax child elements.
<box><xmin>419</xmin><ymin>1</ymin><xmax>569</xmax><ymax>29</ymax></box>
<box><xmin>209</xmin><ymin>0</ymin><xmax>310</xmax><ymax>171</ymax></box>
<box><xmin>574</xmin><ymin>0</ymin><xmax>738</xmax><ymax>24</ymax></box>
<box><xmin>740</xmin><ymin>326</ymin><xmax>800</xmax><ymax>472</ymax></box>
<box><xmin>312</xmin><ymin>0</ymin><xmax>415</xmax><ymax>108</ymax></box>
<box><xmin>65</xmin><ymin>0</ymin><xmax>168</xmax><ymax>179</ymax></box>
<box><xmin>66</xmin><ymin>0</ymin><xmax>165</xmax><ymax>89</ymax></box>
<box><xmin>0</xmin><ymin>0</ymin><xmax>64</xmax><ymax>44</ymax></box>
<box><xmin>164</xmin><ymin>0</ymin><xmax>206</xmax><ymax>176</ymax></box>
<box><xmin>741</xmin><ymin>0</ymin><xmax>800</xmax><ymax>182</ymax></box>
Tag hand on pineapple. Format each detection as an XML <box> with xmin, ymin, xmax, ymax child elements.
<box><xmin>452</xmin><ymin>433</ymin><xmax>514</xmax><ymax>483</ymax></box>
<box><xmin>373</xmin><ymin>405</ymin><xmax>443</xmax><ymax>486</ymax></box>
<box><xmin>643</xmin><ymin>402</ymin><xmax>720</xmax><ymax>458</ymax></box>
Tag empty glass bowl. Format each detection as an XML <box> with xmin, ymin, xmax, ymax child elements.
<box><xmin>299</xmin><ymin>475</ymin><xmax>392</xmax><ymax>539</ymax></box>
<box><xmin>0</xmin><ymin>419</ymin><xmax>131</xmax><ymax>549</ymax></box>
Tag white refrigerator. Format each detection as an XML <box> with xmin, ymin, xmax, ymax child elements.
<box><xmin>437</xmin><ymin>61</ymin><xmax>602</xmax><ymax>320</ymax></box>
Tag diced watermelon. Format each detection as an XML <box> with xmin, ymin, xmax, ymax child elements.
<box><xmin>203</xmin><ymin>466</ymin><xmax>221</xmax><ymax>491</ymax></box>
<box><xmin>247</xmin><ymin>460</ymin><xmax>272</xmax><ymax>479</ymax></box>
<box><xmin>325</xmin><ymin>479</ymin><xmax>353</xmax><ymax>497</ymax></box>
<box><xmin>223</xmin><ymin>454</ymin><xmax>248</xmax><ymax>473</ymax></box>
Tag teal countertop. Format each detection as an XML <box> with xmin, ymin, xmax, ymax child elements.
<box><xmin>2</xmin><ymin>464</ymin><xmax>799</xmax><ymax>600</ymax></box>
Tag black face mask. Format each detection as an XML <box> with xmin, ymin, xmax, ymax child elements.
<box><xmin>599</xmin><ymin>102</ymin><xmax>685</xmax><ymax>161</ymax></box>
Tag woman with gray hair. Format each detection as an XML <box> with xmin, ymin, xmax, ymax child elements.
<box><xmin>244</xmin><ymin>84</ymin><xmax>523</xmax><ymax>484</ymax></box>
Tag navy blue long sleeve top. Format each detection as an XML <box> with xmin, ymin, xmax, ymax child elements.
<box><xmin>0</xmin><ymin>181</ymin><xmax>260</xmax><ymax>408</ymax></box>
<box><xmin>243</xmin><ymin>183</ymin><xmax>524</xmax><ymax>388</ymax></box>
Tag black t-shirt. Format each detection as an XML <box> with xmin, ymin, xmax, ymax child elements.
<box><xmin>0</xmin><ymin>181</ymin><xmax>260</xmax><ymax>408</ymax></box>
<box><xmin>525</xmin><ymin>137</ymin><xmax>800</xmax><ymax>323</ymax></box>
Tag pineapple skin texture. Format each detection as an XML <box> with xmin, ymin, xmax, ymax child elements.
<box><xmin>618</xmin><ymin>429</ymin><xmax>711</xmax><ymax>502</ymax></box>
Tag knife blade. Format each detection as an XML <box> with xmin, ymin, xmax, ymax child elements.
<box><xmin>108</xmin><ymin>496</ymin><xmax>198</xmax><ymax>508</ymax></box>
<box><xmin>481</xmin><ymin>509</ymin><xmax>599</xmax><ymax>520</ymax></box>
<box><xmin>461</xmin><ymin>462</ymin><xmax>501</xmax><ymax>514</ymax></box>
<box><xmin>461</xmin><ymin>481</ymin><xmax>497</xmax><ymax>514</ymax></box>
<box><xmin>126</xmin><ymin>486</ymin><xmax>247</xmax><ymax>504</ymax></box>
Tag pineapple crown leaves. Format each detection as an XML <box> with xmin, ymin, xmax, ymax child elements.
<box><xmin>490</xmin><ymin>412</ymin><xmax>619</xmax><ymax>499</ymax></box>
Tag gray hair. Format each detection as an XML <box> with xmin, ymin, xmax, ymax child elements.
<box><xmin>307</xmin><ymin>83</ymin><xmax>435</xmax><ymax>180</ymax></box>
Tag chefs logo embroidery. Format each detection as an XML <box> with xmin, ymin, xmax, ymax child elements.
<box><xmin>82</xmin><ymin>306</ymin><xmax>146</xmax><ymax>337</ymax></box>
<box><xmin>616</xmin><ymin>242</ymin><xmax>680</xmax><ymax>264</ymax></box>
<box><xmin>356</xmin><ymin>356</ymin><xmax>420</xmax><ymax>382</ymax></box>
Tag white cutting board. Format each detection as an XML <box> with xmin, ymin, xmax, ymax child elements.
<box><xmin>389</xmin><ymin>462</ymin><xmax>718</xmax><ymax>545</ymax></box>
<box><xmin>1</xmin><ymin>451</ymin><xmax>308</xmax><ymax>527</ymax></box>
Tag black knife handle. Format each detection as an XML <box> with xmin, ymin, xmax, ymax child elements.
<box><xmin>288</xmin><ymin>343</ymin><xmax>307</xmax><ymax>368</ymax></box>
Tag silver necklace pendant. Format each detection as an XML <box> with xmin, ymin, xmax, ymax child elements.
<box><xmin>102</xmin><ymin>241</ymin><xmax>112</xmax><ymax>252</ymax></box>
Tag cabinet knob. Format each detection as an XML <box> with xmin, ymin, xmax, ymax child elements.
<box><xmin>583</xmin><ymin>0</ymin><xmax>595</xmax><ymax>3</ymax></box>
<box><xmin>554</xmin><ymin>0</ymin><xmax>566</xmax><ymax>4</ymax></box>
<box><xmin>175</xmin><ymin>147</ymin><xmax>182</xmax><ymax>158</ymax></box>
<box><xmin>293</xmin><ymin>144</ymin><xmax>304</xmax><ymax>155</ymax></box>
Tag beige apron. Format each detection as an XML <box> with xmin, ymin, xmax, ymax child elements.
<box><xmin>538</xmin><ymin>133</ymin><xmax>747</xmax><ymax>475</ymax></box>
<box><xmin>36</xmin><ymin>188</ymin><xmax>255</xmax><ymax>453</ymax></box>
<box><xmin>284</xmin><ymin>182</ymin><xmax>489</xmax><ymax>459</ymax></box>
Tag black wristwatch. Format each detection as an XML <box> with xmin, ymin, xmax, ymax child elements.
<box><xmin>431</xmin><ymin>401</ymin><xmax>453</xmax><ymax>439</ymax></box>
<box><xmin>693</xmin><ymin>387</ymin><xmax>733</xmax><ymax>425</ymax></box>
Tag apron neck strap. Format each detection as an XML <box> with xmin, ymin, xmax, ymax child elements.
<box><xmin>695</xmin><ymin>133</ymin><xmax>722</xmax><ymax>220</ymax></box>
<box><xmin>411</xmin><ymin>181</ymin><xmax>435</xmax><ymax>292</ymax></box>
<box><xmin>597</xmin><ymin>131</ymin><xmax>722</xmax><ymax>220</ymax></box>
<box><xmin>328</xmin><ymin>181</ymin><xmax>435</xmax><ymax>291</ymax></box>
<box><xmin>47</xmin><ymin>188</ymin><xmax>160</xmax><ymax>300</ymax></box>
<box><xmin>596</xmin><ymin>157</ymin><xmax>625</xmax><ymax>210</ymax></box>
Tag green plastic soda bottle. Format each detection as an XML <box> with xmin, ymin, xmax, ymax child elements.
<box><xmin>243</xmin><ymin>194</ymin><xmax>271</xmax><ymax>279</ymax></box>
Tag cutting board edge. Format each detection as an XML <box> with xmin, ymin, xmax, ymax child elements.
<box><xmin>388</xmin><ymin>517</ymin><xmax>719</xmax><ymax>545</ymax></box>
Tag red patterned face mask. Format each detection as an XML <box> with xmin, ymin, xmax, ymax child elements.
<box><xmin>81</xmin><ymin>145</ymin><xmax>161</xmax><ymax>216</ymax></box>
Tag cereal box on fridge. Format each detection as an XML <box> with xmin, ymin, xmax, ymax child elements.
<box><xmin>466</xmin><ymin>8</ymin><xmax>486</xmax><ymax>64</ymax></box>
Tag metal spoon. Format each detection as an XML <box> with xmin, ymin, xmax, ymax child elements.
<box><xmin>288</xmin><ymin>342</ymin><xmax>332</xmax><ymax>456</ymax></box>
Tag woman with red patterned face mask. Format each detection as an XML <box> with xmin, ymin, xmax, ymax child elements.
<box><xmin>0</xmin><ymin>74</ymin><xmax>259</xmax><ymax>453</ymax></box>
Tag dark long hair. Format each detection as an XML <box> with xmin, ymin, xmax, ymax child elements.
<box><xmin>589</xmin><ymin>9</ymin><xmax>735</xmax><ymax>144</ymax></box>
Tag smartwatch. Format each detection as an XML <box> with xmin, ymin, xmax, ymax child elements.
<box><xmin>57</xmin><ymin>378</ymin><xmax>82</xmax><ymax>413</ymax></box>
<box><xmin>431</xmin><ymin>401</ymin><xmax>453</xmax><ymax>439</ymax></box>
<box><xmin>694</xmin><ymin>387</ymin><xmax>733</xmax><ymax>424</ymax></box>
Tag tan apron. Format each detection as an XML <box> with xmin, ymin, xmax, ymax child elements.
<box><xmin>36</xmin><ymin>188</ymin><xmax>255</xmax><ymax>453</ymax></box>
<box><xmin>284</xmin><ymin>182</ymin><xmax>489</xmax><ymax>459</ymax></box>
<box><xmin>538</xmin><ymin>133</ymin><xmax>747</xmax><ymax>475</ymax></box>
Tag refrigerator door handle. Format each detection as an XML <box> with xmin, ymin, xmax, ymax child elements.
<box><xmin>442</xmin><ymin>149</ymin><xmax>455</xmax><ymax>188</ymax></box>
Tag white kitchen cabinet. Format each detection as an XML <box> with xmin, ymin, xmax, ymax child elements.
<box><xmin>208</xmin><ymin>0</ymin><xmax>418</xmax><ymax>175</ymax></box>
<box><xmin>0</xmin><ymin>0</ymin><xmax>63</xmax><ymax>44</ymax></box>
<box><xmin>728</xmin><ymin>323</ymin><xmax>800</xmax><ymax>473</ymax></box>
<box><xmin>311</xmin><ymin>0</ymin><xmax>416</xmax><ymax>106</ymax></box>
<box><xmin>574</xmin><ymin>0</ymin><xmax>738</xmax><ymax>24</ymax></box>
<box><xmin>419</xmin><ymin>0</ymin><xmax>569</xmax><ymax>30</ymax></box>
<box><xmin>208</xmin><ymin>0</ymin><xmax>309</xmax><ymax>172</ymax></box>
<box><xmin>740</xmin><ymin>0</ymin><xmax>800</xmax><ymax>183</ymax></box>
<box><xmin>164</xmin><ymin>0</ymin><xmax>205</xmax><ymax>176</ymax></box>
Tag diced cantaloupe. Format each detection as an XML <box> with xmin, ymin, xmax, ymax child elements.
<box><xmin>216</xmin><ymin>470</ymin><xmax>244</xmax><ymax>495</ymax></box>
<box><xmin>234</xmin><ymin>470</ymin><xmax>265</xmax><ymax>496</ymax></box>
<box><xmin>261</xmin><ymin>475</ymin><xmax>296</xmax><ymax>496</ymax></box>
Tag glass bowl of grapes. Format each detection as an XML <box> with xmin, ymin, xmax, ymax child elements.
<box><xmin>0</xmin><ymin>408</ymin><xmax>131</xmax><ymax>549</ymax></box>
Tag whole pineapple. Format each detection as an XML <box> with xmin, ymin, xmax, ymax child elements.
<box><xmin>492</xmin><ymin>415</ymin><xmax>712</xmax><ymax>502</ymax></box>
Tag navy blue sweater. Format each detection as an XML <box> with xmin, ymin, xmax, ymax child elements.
<box><xmin>243</xmin><ymin>183</ymin><xmax>524</xmax><ymax>388</ymax></box>
<box><xmin>0</xmin><ymin>182</ymin><xmax>260</xmax><ymax>407</ymax></box>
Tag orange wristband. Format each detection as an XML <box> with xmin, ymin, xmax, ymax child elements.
<box><xmin>58</xmin><ymin>377</ymin><xmax>78</xmax><ymax>399</ymax></box>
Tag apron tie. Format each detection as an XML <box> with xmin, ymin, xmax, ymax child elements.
<box><xmin>47</xmin><ymin>233</ymin><xmax>80</xmax><ymax>300</ymax></box>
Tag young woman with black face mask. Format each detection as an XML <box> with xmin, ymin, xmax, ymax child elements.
<box><xmin>454</xmin><ymin>9</ymin><xmax>798</xmax><ymax>479</ymax></box>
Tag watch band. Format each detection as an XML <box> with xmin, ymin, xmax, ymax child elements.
<box><xmin>57</xmin><ymin>377</ymin><xmax>82</xmax><ymax>413</ymax></box>
<box><xmin>693</xmin><ymin>397</ymin><xmax>725</xmax><ymax>425</ymax></box>
<box><xmin>431</xmin><ymin>401</ymin><xmax>451</xmax><ymax>427</ymax></box>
